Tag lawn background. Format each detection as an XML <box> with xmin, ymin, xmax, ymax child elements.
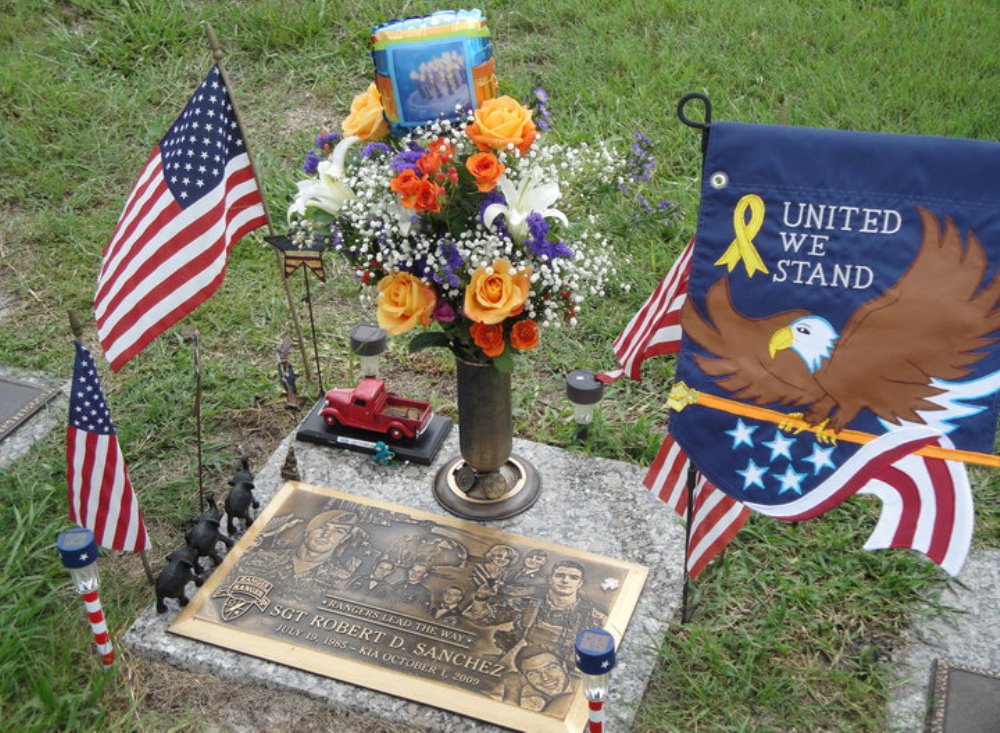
<box><xmin>1</xmin><ymin>0</ymin><xmax>998</xmax><ymax>730</ymax></box>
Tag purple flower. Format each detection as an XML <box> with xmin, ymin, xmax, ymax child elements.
<box><xmin>525</xmin><ymin>212</ymin><xmax>573</xmax><ymax>260</ymax></box>
<box><xmin>316</xmin><ymin>131</ymin><xmax>341</xmax><ymax>148</ymax></box>
<box><xmin>402</xmin><ymin>257</ymin><xmax>434</xmax><ymax>280</ymax></box>
<box><xmin>302</xmin><ymin>150</ymin><xmax>321</xmax><ymax>175</ymax></box>
<box><xmin>432</xmin><ymin>299</ymin><xmax>456</xmax><ymax>324</ymax></box>
<box><xmin>438</xmin><ymin>242</ymin><xmax>464</xmax><ymax>287</ymax></box>
<box><xmin>361</xmin><ymin>142</ymin><xmax>392</xmax><ymax>159</ymax></box>
<box><xmin>532</xmin><ymin>87</ymin><xmax>552</xmax><ymax>132</ymax></box>
<box><xmin>627</xmin><ymin>130</ymin><xmax>656</xmax><ymax>182</ymax></box>
<box><xmin>390</xmin><ymin>142</ymin><xmax>426</xmax><ymax>174</ymax></box>
<box><xmin>479</xmin><ymin>189</ymin><xmax>508</xmax><ymax>235</ymax></box>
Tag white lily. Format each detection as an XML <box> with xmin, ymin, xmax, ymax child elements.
<box><xmin>482</xmin><ymin>169</ymin><xmax>568</xmax><ymax>243</ymax></box>
<box><xmin>287</xmin><ymin>135</ymin><xmax>360</xmax><ymax>221</ymax></box>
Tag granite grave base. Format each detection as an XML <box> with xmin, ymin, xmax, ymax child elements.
<box><xmin>124</xmin><ymin>426</ymin><xmax>687</xmax><ymax>731</ymax></box>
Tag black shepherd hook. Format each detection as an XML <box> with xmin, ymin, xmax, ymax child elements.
<box><xmin>676</xmin><ymin>92</ymin><xmax>713</xmax><ymax>158</ymax></box>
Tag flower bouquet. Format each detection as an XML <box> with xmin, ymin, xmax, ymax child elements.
<box><xmin>284</xmin><ymin>9</ymin><xmax>644</xmax><ymax>516</ymax></box>
<box><xmin>286</xmin><ymin>14</ymin><xmax>622</xmax><ymax>375</ymax></box>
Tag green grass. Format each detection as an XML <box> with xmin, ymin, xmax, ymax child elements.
<box><xmin>2</xmin><ymin>0</ymin><xmax>998</xmax><ymax>730</ymax></box>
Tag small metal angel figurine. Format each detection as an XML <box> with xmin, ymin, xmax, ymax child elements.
<box><xmin>277</xmin><ymin>338</ymin><xmax>300</xmax><ymax>409</ymax></box>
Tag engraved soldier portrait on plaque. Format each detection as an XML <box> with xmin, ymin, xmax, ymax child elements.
<box><xmin>171</xmin><ymin>482</ymin><xmax>648</xmax><ymax>733</ymax></box>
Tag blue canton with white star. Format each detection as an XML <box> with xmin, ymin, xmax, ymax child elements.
<box><xmin>70</xmin><ymin>342</ymin><xmax>116</xmax><ymax>436</ymax></box>
<box><xmin>159</xmin><ymin>65</ymin><xmax>243</xmax><ymax>208</ymax></box>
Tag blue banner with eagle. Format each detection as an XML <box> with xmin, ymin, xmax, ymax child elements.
<box><xmin>668</xmin><ymin>121</ymin><xmax>1000</xmax><ymax>576</ymax></box>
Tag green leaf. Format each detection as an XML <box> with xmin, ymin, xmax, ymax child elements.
<box><xmin>492</xmin><ymin>348</ymin><xmax>514</xmax><ymax>374</ymax></box>
<box><xmin>408</xmin><ymin>331</ymin><xmax>453</xmax><ymax>352</ymax></box>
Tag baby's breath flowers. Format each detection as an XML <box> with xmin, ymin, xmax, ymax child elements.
<box><xmin>287</xmin><ymin>85</ymin><xmax>627</xmax><ymax>372</ymax></box>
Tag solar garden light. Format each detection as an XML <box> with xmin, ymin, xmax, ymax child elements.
<box><xmin>575</xmin><ymin>627</ymin><xmax>617</xmax><ymax>733</ymax></box>
<box><xmin>565</xmin><ymin>369</ymin><xmax>605</xmax><ymax>439</ymax></box>
<box><xmin>350</xmin><ymin>322</ymin><xmax>388</xmax><ymax>379</ymax></box>
<box><xmin>56</xmin><ymin>527</ymin><xmax>115</xmax><ymax>669</ymax></box>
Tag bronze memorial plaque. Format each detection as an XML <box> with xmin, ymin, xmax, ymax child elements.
<box><xmin>170</xmin><ymin>481</ymin><xmax>648</xmax><ymax>732</ymax></box>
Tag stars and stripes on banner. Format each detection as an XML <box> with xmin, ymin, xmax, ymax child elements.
<box><xmin>741</xmin><ymin>427</ymin><xmax>973</xmax><ymax>576</ymax></box>
<box><xmin>95</xmin><ymin>65</ymin><xmax>267</xmax><ymax>372</ymax></box>
<box><xmin>66</xmin><ymin>341</ymin><xmax>149</xmax><ymax>553</ymax></box>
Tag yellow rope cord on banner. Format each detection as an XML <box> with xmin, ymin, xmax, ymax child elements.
<box><xmin>668</xmin><ymin>382</ymin><xmax>1000</xmax><ymax>469</ymax></box>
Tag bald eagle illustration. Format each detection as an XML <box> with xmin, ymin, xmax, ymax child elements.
<box><xmin>681</xmin><ymin>208</ymin><xmax>1000</xmax><ymax>434</ymax></box>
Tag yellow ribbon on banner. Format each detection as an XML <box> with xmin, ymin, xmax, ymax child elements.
<box><xmin>714</xmin><ymin>193</ymin><xmax>769</xmax><ymax>278</ymax></box>
<box><xmin>667</xmin><ymin>381</ymin><xmax>1000</xmax><ymax>469</ymax></box>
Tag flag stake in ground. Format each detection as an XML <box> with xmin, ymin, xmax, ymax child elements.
<box><xmin>67</xmin><ymin>311</ymin><xmax>155</xmax><ymax>585</ymax></box>
<box><xmin>202</xmin><ymin>21</ymin><xmax>312</xmax><ymax>382</ymax></box>
<box><xmin>264</xmin><ymin>234</ymin><xmax>327</xmax><ymax>396</ymax></box>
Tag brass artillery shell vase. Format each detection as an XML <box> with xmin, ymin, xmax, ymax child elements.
<box><xmin>433</xmin><ymin>359</ymin><xmax>541</xmax><ymax>520</ymax></box>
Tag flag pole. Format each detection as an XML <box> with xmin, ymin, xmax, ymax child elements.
<box><xmin>302</xmin><ymin>268</ymin><xmax>324</xmax><ymax>394</ymax></box>
<box><xmin>680</xmin><ymin>464</ymin><xmax>697</xmax><ymax>624</ymax></box>
<box><xmin>68</xmin><ymin>311</ymin><xmax>155</xmax><ymax>585</ymax></box>
<box><xmin>202</xmin><ymin>22</ymin><xmax>312</xmax><ymax>383</ymax></box>
<box><xmin>191</xmin><ymin>330</ymin><xmax>205</xmax><ymax>512</ymax></box>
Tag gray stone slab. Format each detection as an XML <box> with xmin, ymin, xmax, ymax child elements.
<box><xmin>125</xmin><ymin>427</ymin><xmax>688</xmax><ymax>731</ymax></box>
<box><xmin>0</xmin><ymin>366</ymin><xmax>67</xmax><ymax>471</ymax></box>
<box><xmin>887</xmin><ymin>548</ymin><xmax>1000</xmax><ymax>732</ymax></box>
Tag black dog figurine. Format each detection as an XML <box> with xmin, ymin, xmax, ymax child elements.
<box><xmin>155</xmin><ymin>545</ymin><xmax>205</xmax><ymax>614</ymax></box>
<box><xmin>186</xmin><ymin>492</ymin><xmax>233</xmax><ymax>567</ymax></box>
<box><xmin>225</xmin><ymin>456</ymin><xmax>260</xmax><ymax>537</ymax></box>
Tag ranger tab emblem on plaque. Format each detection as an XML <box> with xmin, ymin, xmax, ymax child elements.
<box><xmin>213</xmin><ymin>575</ymin><xmax>273</xmax><ymax>621</ymax></box>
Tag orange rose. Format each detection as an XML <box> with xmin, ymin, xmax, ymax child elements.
<box><xmin>376</xmin><ymin>272</ymin><xmax>436</xmax><ymax>335</ymax></box>
<box><xmin>413</xmin><ymin>179</ymin><xmax>445</xmax><ymax>213</ymax></box>
<box><xmin>465</xmin><ymin>152</ymin><xmax>506</xmax><ymax>192</ymax></box>
<box><xmin>470</xmin><ymin>322</ymin><xmax>505</xmax><ymax>358</ymax></box>
<box><xmin>464</xmin><ymin>259</ymin><xmax>532</xmax><ymax>324</ymax></box>
<box><xmin>390</xmin><ymin>169</ymin><xmax>422</xmax><ymax>197</ymax></box>
<box><xmin>465</xmin><ymin>96</ymin><xmax>537</xmax><ymax>155</ymax></box>
<box><xmin>510</xmin><ymin>320</ymin><xmax>539</xmax><ymax>350</ymax></box>
<box><xmin>416</xmin><ymin>152</ymin><xmax>444</xmax><ymax>176</ymax></box>
<box><xmin>391</xmin><ymin>171</ymin><xmax>444</xmax><ymax>212</ymax></box>
<box><xmin>342</xmin><ymin>83</ymin><xmax>389</xmax><ymax>141</ymax></box>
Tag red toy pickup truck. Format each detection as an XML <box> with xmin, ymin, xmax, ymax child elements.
<box><xmin>319</xmin><ymin>378</ymin><xmax>432</xmax><ymax>441</ymax></box>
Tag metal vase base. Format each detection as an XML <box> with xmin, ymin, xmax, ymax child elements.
<box><xmin>433</xmin><ymin>454</ymin><xmax>541</xmax><ymax>521</ymax></box>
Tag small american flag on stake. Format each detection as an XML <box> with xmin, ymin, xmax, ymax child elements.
<box><xmin>95</xmin><ymin>65</ymin><xmax>267</xmax><ymax>371</ymax></box>
<box><xmin>601</xmin><ymin>239</ymin><xmax>749</xmax><ymax>578</ymax></box>
<box><xmin>67</xmin><ymin>341</ymin><xmax>150</xmax><ymax>552</ymax></box>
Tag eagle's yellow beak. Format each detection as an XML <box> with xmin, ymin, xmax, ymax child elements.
<box><xmin>768</xmin><ymin>326</ymin><xmax>793</xmax><ymax>358</ymax></box>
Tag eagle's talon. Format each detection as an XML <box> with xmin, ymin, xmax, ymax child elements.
<box><xmin>811</xmin><ymin>419</ymin><xmax>839</xmax><ymax>445</ymax></box>
<box><xmin>777</xmin><ymin>412</ymin><xmax>806</xmax><ymax>434</ymax></box>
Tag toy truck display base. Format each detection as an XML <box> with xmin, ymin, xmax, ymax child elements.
<box><xmin>296</xmin><ymin>398</ymin><xmax>452</xmax><ymax>466</ymax></box>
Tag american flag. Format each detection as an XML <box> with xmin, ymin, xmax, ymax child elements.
<box><xmin>95</xmin><ymin>65</ymin><xmax>267</xmax><ymax>371</ymax></box>
<box><xmin>66</xmin><ymin>341</ymin><xmax>150</xmax><ymax>552</ymax></box>
<box><xmin>642</xmin><ymin>434</ymin><xmax>750</xmax><ymax>578</ymax></box>
<box><xmin>601</xmin><ymin>239</ymin><xmax>748</xmax><ymax>578</ymax></box>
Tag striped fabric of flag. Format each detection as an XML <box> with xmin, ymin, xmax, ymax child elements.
<box><xmin>741</xmin><ymin>427</ymin><xmax>973</xmax><ymax>576</ymax></box>
<box><xmin>66</xmin><ymin>341</ymin><xmax>149</xmax><ymax>552</ymax></box>
<box><xmin>95</xmin><ymin>65</ymin><xmax>267</xmax><ymax>371</ymax></box>
<box><xmin>601</xmin><ymin>238</ymin><xmax>694</xmax><ymax>383</ymax></box>
<box><xmin>602</xmin><ymin>239</ymin><xmax>749</xmax><ymax>578</ymax></box>
<box><xmin>642</xmin><ymin>434</ymin><xmax>751</xmax><ymax>578</ymax></box>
